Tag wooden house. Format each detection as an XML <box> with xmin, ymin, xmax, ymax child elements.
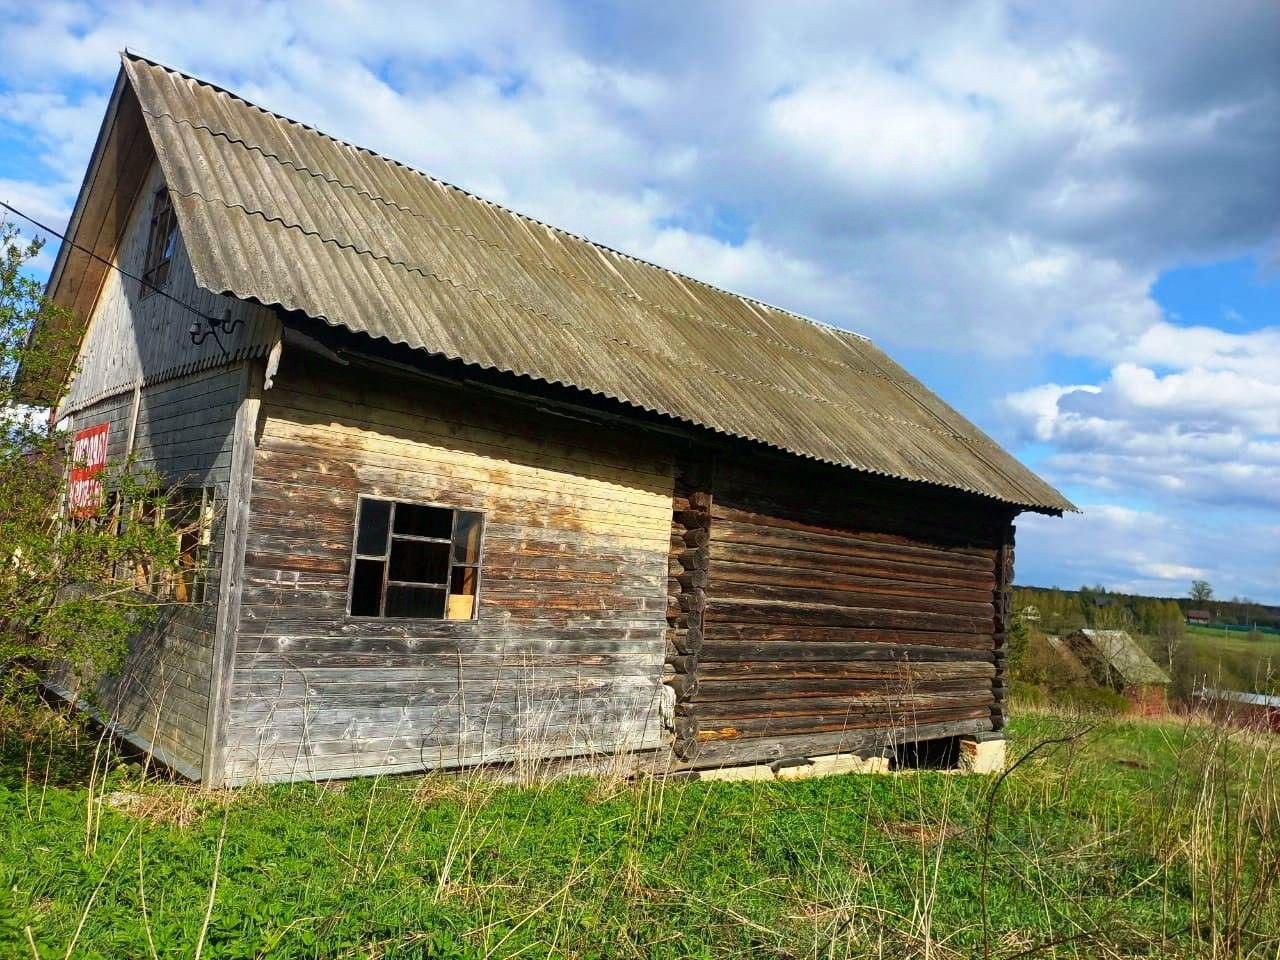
<box><xmin>1185</xmin><ymin>609</ymin><xmax>1211</xmax><ymax>626</ymax></box>
<box><xmin>1064</xmin><ymin>629</ymin><xmax>1170</xmax><ymax>715</ymax></box>
<box><xmin>30</xmin><ymin>55</ymin><xmax>1072</xmax><ymax>785</ymax></box>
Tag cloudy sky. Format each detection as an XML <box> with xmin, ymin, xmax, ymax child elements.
<box><xmin>2</xmin><ymin>1</ymin><xmax>1278</xmax><ymax>601</ymax></box>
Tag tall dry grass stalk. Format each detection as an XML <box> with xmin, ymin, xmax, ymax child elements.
<box><xmin>1178</xmin><ymin>721</ymin><xmax>1279</xmax><ymax>959</ymax></box>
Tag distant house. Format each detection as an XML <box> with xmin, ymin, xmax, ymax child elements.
<box><xmin>1064</xmin><ymin>630</ymin><xmax>1171</xmax><ymax>715</ymax></box>
<box><xmin>1186</xmin><ymin>609</ymin><xmax>1211</xmax><ymax>626</ymax></box>
<box><xmin>1196</xmin><ymin>688</ymin><xmax>1280</xmax><ymax>733</ymax></box>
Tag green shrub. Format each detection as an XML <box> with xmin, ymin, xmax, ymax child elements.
<box><xmin>1055</xmin><ymin>684</ymin><xmax>1130</xmax><ymax>715</ymax></box>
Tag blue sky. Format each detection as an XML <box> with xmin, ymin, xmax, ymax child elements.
<box><xmin>2</xmin><ymin>1</ymin><xmax>1278</xmax><ymax>601</ymax></box>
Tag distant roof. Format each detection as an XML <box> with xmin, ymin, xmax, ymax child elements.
<box><xmin>1072</xmin><ymin>630</ymin><xmax>1171</xmax><ymax>686</ymax></box>
<box><xmin>1198</xmin><ymin>687</ymin><xmax>1280</xmax><ymax>708</ymax></box>
<box><xmin>48</xmin><ymin>53</ymin><xmax>1075</xmax><ymax>514</ymax></box>
<box><xmin>1186</xmin><ymin>609</ymin><xmax>1212</xmax><ymax>619</ymax></box>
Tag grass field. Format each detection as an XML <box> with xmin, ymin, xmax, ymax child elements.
<box><xmin>1</xmin><ymin>704</ymin><xmax>1278</xmax><ymax>959</ymax></box>
<box><xmin>1179</xmin><ymin>625</ymin><xmax>1280</xmax><ymax>694</ymax></box>
<box><xmin>1184</xmin><ymin>623</ymin><xmax>1280</xmax><ymax>656</ymax></box>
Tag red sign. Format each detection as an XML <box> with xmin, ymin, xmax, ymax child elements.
<box><xmin>69</xmin><ymin>422</ymin><xmax>110</xmax><ymax>518</ymax></box>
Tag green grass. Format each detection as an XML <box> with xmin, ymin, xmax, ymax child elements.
<box><xmin>1184</xmin><ymin>624</ymin><xmax>1280</xmax><ymax>656</ymax></box>
<box><xmin>2</xmin><ymin>705</ymin><xmax>1278</xmax><ymax>959</ymax></box>
<box><xmin>1180</xmin><ymin>626</ymin><xmax>1280</xmax><ymax>694</ymax></box>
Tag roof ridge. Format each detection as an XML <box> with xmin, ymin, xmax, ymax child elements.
<box><xmin>122</xmin><ymin>51</ymin><xmax>874</xmax><ymax>345</ymax></box>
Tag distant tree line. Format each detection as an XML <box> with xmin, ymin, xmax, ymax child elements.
<box><xmin>1015</xmin><ymin>584</ymin><xmax>1280</xmax><ymax>633</ymax></box>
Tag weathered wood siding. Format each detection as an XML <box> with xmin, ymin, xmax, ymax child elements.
<box><xmin>60</xmin><ymin>159</ymin><xmax>278</xmax><ymax>415</ymax></box>
<box><xmin>679</xmin><ymin>456</ymin><xmax>1012</xmax><ymax>767</ymax></box>
<box><xmin>223</xmin><ymin>360</ymin><xmax>676</xmax><ymax>783</ymax></box>
<box><xmin>57</xmin><ymin>366</ymin><xmax>246</xmax><ymax>779</ymax></box>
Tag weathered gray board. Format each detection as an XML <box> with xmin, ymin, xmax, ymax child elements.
<box><xmin>47</xmin><ymin>149</ymin><xmax>262</xmax><ymax>779</ymax></box>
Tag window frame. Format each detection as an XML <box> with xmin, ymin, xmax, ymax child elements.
<box><xmin>346</xmin><ymin>494</ymin><xmax>485</xmax><ymax>621</ymax></box>
<box><xmin>140</xmin><ymin>187</ymin><xmax>178</xmax><ymax>298</ymax></box>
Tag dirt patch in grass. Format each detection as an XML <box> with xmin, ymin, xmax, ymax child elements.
<box><xmin>100</xmin><ymin>787</ymin><xmax>232</xmax><ymax>828</ymax></box>
<box><xmin>880</xmin><ymin>820</ymin><xmax>964</xmax><ymax>845</ymax></box>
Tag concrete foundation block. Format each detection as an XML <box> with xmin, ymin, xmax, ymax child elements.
<box><xmin>958</xmin><ymin>737</ymin><xmax>1006</xmax><ymax>774</ymax></box>
<box><xmin>809</xmin><ymin>753</ymin><xmax>890</xmax><ymax>775</ymax></box>
<box><xmin>698</xmin><ymin>764</ymin><xmax>775</xmax><ymax>782</ymax></box>
<box><xmin>775</xmin><ymin>761</ymin><xmax>819</xmax><ymax>780</ymax></box>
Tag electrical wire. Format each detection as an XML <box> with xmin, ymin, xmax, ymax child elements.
<box><xmin>1</xmin><ymin>198</ymin><xmax>230</xmax><ymax>356</ymax></box>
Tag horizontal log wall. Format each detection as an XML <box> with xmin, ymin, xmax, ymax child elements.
<box><xmin>56</xmin><ymin>365</ymin><xmax>245</xmax><ymax>779</ymax></box>
<box><xmin>224</xmin><ymin>360</ymin><xmax>675</xmax><ymax>783</ymax></box>
<box><xmin>688</xmin><ymin>456</ymin><xmax>1013</xmax><ymax>766</ymax></box>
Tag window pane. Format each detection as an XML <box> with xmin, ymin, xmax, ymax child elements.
<box><xmin>385</xmin><ymin>585</ymin><xmax>445</xmax><ymax>618</ymax></box>
<box><xmin>450</xmin><ymin>565</ymin><xmax>478</xmax><ymax>597</ymax></box>
<box><xmin>356</xmin><ymin>499</ymin><xmax>392</xmax><ymax>556</ymax></box>
<box><xmin>160</xmin><ymin>215</ymin><xmax>178</xmax><ymax>261</ymax></box>
<box><xmin>389</xmin><ymin>538</ymin><xmax>449</xmax><ymax>584</ymax></box>
<box><xmin>393</xmin><ymin>502</ymin><xmax>453</xmax><ymax>538</ymax></box>
<box><xmin>350</xmin><ymin>558</ymin><xmax>385</xmax><ymax>616</ymax></box>
<box><xmin>452</xmin><ymin>511</ymin><xmax>483</xmax><ymax>564</ymax></box>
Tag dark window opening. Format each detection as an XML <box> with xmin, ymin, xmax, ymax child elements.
<box><xmin>141</xmin><ymin>188</ymin><xmax>178</xmax><ymax>297</ymax></box>
<box><xmin>348</xmin><ymin>497</ymin><xmax>484</xmax><ymax>620</ymax></box>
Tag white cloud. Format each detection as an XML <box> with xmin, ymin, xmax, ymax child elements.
<box><xmin>1007</xmin><ymin>315</ymin><xmax>1280</xmax><ymax>513</ymax></box>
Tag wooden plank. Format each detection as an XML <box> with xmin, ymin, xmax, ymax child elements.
<box><xmin>696</xmin><ymin>660</ymin><xmax>994</xmax><ymax>682</ymax></box>
<box><xmin>694</xmin><ymin>676</ymin><xmax>991</xmax><ymax>701</ymax></box>
<box><xmin>695</xmin><ymin>692</ymin><xmax>993</xmax><ymax>721</ymax></box>
<box><xmin>710</xmin><ymin>558</ymin><xmax>992</xmax><ymax>603</ymax></box>
<box><xmin>700</xmin><ymin>639</ymin><xmax>992</xmax><ymax>663</ymax></box>
<box><xmin>682</xmin><ymin>717</ymin><xmax>993</xmax><ymax>769</ymax></box>
<box><xmin>710</xmin><ymin>580</ymin><xmax>994</xmax><ymax>620</ymax></box>
<box><xmin>696</xmin><ymin>705</ymin><xmax>993</xmax><ymax>740</ymax></box>
<box><xmin>710</xmin><ymin>507</ymin><xmax>997</xmax><ymax>567</ymax></box>
<box><xmin>203</xmin><ymin>361</ymin><xmax>260</xmax><ymax>787</ymax></box>
<box><xmin>705</xmin><ymin>598</ymin><xmax>991</xmax><ymax>634</ymax></box>
<box><xmin>704</xmin><ymin>623</ymin><xmax>991</xmax><ymax>648</ymax></box>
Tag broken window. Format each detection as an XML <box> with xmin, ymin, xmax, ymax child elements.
<box><xmin>167</xmin><ymin>487</ymin><xmax>215</xmax><ymax>604</ymax></box>
<box><xmin>141</xmin><ymin>188</ymin><xmax>178</xmax><ymax>297</ymax></box>
<box><xmin>121</xmin><ymin>487</ymin><xmax>215</xmax><ymax>603</ymax></box>
<box><xmin>348</xmin><ymin>497</ymin><xmax>484</xmax><ymax>620</ymax></box>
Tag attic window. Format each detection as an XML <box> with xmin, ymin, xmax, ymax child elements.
<box><xmin>141</xmin><ymin>188</ymin><xmax>177</xmax><ymax>297</ymax></box>
<box><xmin>348</xmin><ymin>497</ymin><xmax>484</xmax><ymax>620</ymax></box>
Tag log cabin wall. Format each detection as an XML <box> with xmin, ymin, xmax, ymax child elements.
<box><xmin>222</xmin><ymin>358</ymin><xmax>676</xmax><ymax>784</ymax></box>
<box><xmin>54</xmin><ymin>365</ymin><xmax>248</xmax><ymax>780</ymax></box>
<box><xmin>685</xmin><ymin>454</ymin><xmax>1016</xmax><ymax>768</ymax></box>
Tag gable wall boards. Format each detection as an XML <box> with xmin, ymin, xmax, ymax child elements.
<box><xmin>60</xmin><ymin>159</ymin><xmax>278</xmax><ymax>416</ymax></box>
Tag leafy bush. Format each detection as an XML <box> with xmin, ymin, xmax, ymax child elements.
<box><xmin>1</xmin><ymin>222</ymin><xmax>190</xmax><ymax>701</ymax></box>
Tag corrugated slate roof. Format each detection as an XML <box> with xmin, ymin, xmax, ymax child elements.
<box><xmin>121</xmin><ymin>53</ymin><xmax>1073</xmax><ymax>513</ymax></box>
<box><xmin>1076</xmin><ymin>630</ymin><xmax>1172</xmax><ymax>686</ymax></box>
